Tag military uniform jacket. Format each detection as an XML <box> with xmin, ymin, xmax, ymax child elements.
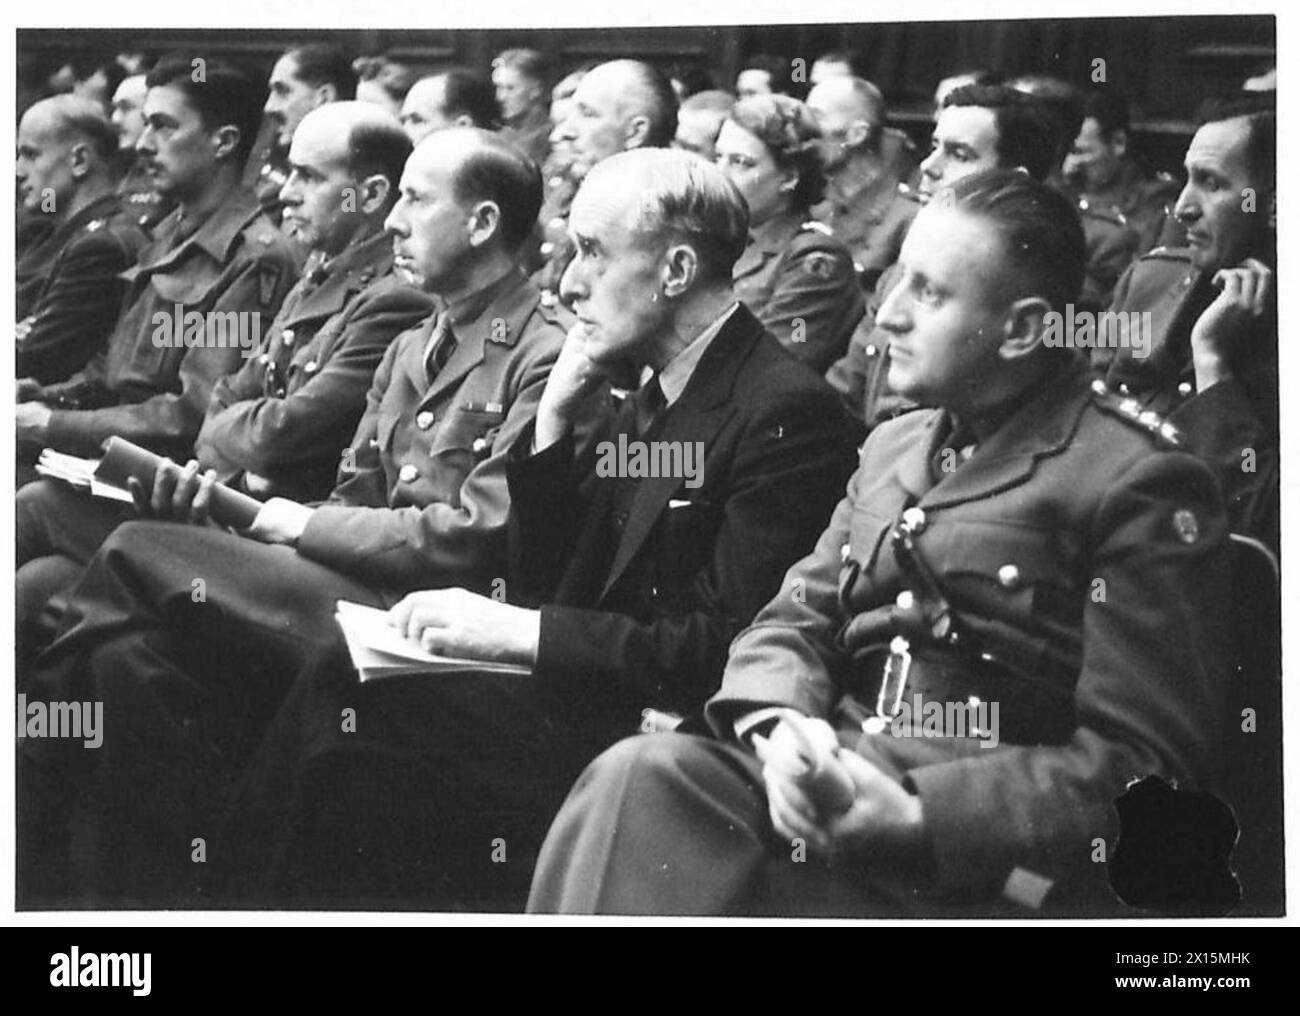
<box><xmin>505</xmin><ymin>303</ymin><xmax>861</xmax><ymax>726</ymax></box>
<box><xmin>1076</xmin><ymin>199</ymin><xmax>1141</xmax><ymax>313</ymax></box>
<box><xmin>732</xmin><ymin>211</ymin><xmax>865</xmax><ymax>373</ymax></box>
<box><xmin>195</xmin><ymin>231</ymin><xmax>435</xmax><ymax>502</ymax></box>
<box><xmin>500</xmin><ymin>107</ymin><xmax>553</xmax><ymax>168</ymax></box>
<box><xmin>15</xmin><ymin>193</ymin><xmax>150</xmax><ymax>384</ymax></box>
<box><xmin>1078</xmin><ymin>161</ymin><xmax>1181</xmax><ymax>256</ymax></box>
<box><xmin>42</xmin><ymin>186</ymin><xmax>299</xmax><ymax>459</ymax></box>
<box><xmin>812</xmin><ymin>170</ymin><xmax>921</xmax><ymax>292</ymax></box>
<box><xmin>1097</xmin><ymin>248</ymin><xmax>1278</xmax><ymax>547</ymax></box>
<box><xmin>707</xmin><ymin>358</ymin><xmax>1231</xmax><ymax>903</ymax></box>
<box><xmin>297</xmin><ymin>267</ymin><xmax>569</xmax><ymax>593</ymax></box>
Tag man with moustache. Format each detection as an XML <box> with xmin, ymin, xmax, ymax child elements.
<box><xmin>15</xmin><ymin>95</ymin><xmax>149</xmax><ymax>385</ymax></box>
<box><xmin>18</xmin><ymin>128</ymin><xmax>569</xmax><ymax>907</ymax></box>
<box><xmin>1097</xmin><ymin>92</ymin><xmax>1277</xmax><ymax>549</ymax></box>
<box><xmin>527</xmin><ymin>170</ymin><xmax>1232</xmax><ymax>918</ymax></box>
<box><xmin>205</xmin><ymin>148</ymin><xmax>859</xmax><ymax>909</ymax></box>
<box><xmin>111</xmin><ymin>71</ymin><xmax>173</xmax><ymax>229</ymax></box>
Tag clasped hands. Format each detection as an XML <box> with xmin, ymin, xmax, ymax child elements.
<box><xmin>753</xmin><ymin>714</ymin><xmax>924</xmax><ymax>863</ymax></box>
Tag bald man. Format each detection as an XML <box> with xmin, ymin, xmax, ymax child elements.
<box><xmin>673</xmin><ymin>89</ymin><xmax>733</xmax><ymax>161</ymax></box>
<box><xmin>399</xmin><ymin>70</ymin><xmax>498</xmax><ymax>145</ymax></box>
<box><xmin>15</xmin><ymin>95</ymin><xmax>149</xmax><ymax>384</ymax></box>
<box><xmin>807</xmin><ymin>77</ymin><xmax>920</xmax><ymax>289</ymax></box>
<box><xmin>535</xmin><ymin>59</ymin><xmax>679</xmax><ymax>300</ymax></box>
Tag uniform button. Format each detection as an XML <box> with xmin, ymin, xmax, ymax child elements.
<box><xmin>303</xmin><ymin>360</ymin><xmax>318</xmax><ymax>373</ymax></box>
<box><xmin>258</xmin><ymin>353</ymin><xmax>270</xmax><ymax>365</ymax></box>
<box><xmin>901</xmin><ymin>506</ymin><xmax>927</xmax><ymax>533</ymax></box>
<box><xmin>865</xmin><ymin>344</ymin><xmax>878</xmax><ymax>358</ymax></box>
<box><xmin>398</xmin><ymin>464</ymin><xmax>419</xmax><ymax>483</ymax></box>
<box><xmin>841</xmin><ymin>541</ymin><xmax>852</xmax><ymax>562</ymax></box>
<box><xmin>472</xmin><ymin>437</ymin><xmax>490</xmax><ymax>456</ymax></box>
<box><xmin>368</xmin><ymin>438</ymin><xmax>381</xmax><ymax>449</ymax></box>
<box><xmin>416</xmin><ymin>411</ymin><xmax>435</xmax><ymax>430</ymax></box>
<box><xmin>1177</xmin><ymin>381</ymin><xmax>1193</xmax><ymax>397</ymax></box>
<box><xmin>1117</xmin><ymin>383</ymin><xmax>1130</xmax><ymax>396</ymax></box>
<box><xmin>282</xmin><ymin>329</ymin><xmax>295</xmax><ymax>346</ymax></box>
<box><xmin>539</xmin><ymin>241</ymin><xmax>555</xmax><ymax>257</ymax></box>
<box><xmin>997</xmin><ymin>564</ymin><xmax>1021</xmax><ymax>589</ymax></box>
<box><xmin>895</xmin><ymin>590</ymin><xmax>915</xmax><ymax>610</ymax></box>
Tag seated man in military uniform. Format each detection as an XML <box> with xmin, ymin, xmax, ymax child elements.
<box><xmin>18</xmin><ymin>128</ymin><xmax>570</xmax><ymax>907</ymax></box>
<box><xmin>527</xmin><ymin>169</ymin><xmax>1233</xmax><ymax>917</ymax></box>
<box><xmin>15</xmin><ymin>103</ymin><xmax>432</xmax><ymax>659</ymax></box>
<box><xmin>16</xmin><ymin>95</ymin><xmax>150</xmax><ymax>386</ymax></box>
<box><xmin>1097</xmin><ymin>92</ymin><xmax>1276</xmax><ymax>550</ymax></box>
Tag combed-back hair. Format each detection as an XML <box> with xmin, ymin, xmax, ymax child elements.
<box><xmin>287</xmin><ymin>44</ymin><xmax>356</xmax><ymax>100</ymax></box>
<box><xmin>727</xmin><ymin>93</ymin><xmax>827</xmax><ymax>212</ymax></box>
<box><xmin>942</xmin><ymin>84</ymin><xmax>1058</xmax><ymax>183</ymax></box>
<box><xmin>1196</xmin><ymin>91</ymin><xmax>1276</xmax><ymax>186</ymax></box>
<box><xmin>145</xmin><ymin>54</ymin><xmax>263</xmax><ymax>167</ymax></box>
<box><xmin>444</xmin><ymin>127</ymin><xmax>544</xmax><ymax>249</ymax></box>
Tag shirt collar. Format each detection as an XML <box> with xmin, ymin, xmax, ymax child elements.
<box><xmin>651</xmin><ymin>302</ymin><xmax>740</xmax><ymax>407</ymax></box>
<box><xmin>168</xmin><ymin>186</ymin><xmax>265</xmax><ymax>263</ymax></box>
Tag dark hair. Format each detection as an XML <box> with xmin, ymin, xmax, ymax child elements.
<box><xmin>439</xmin><ymin>68</ymin><xmax>500</xmax><ymax>129</ymax></box>
<box><xmin>346</xmin><ymin>119</ymin><xmax>413</xmax><ymax>205</ymax></box>
<box><xmin>942</xmin><ymin>84</ymin><xmax>1057</xmax><ymax>183</ymax></box>
<box><xmin>740</xmin><ymin>54</ymin><xmax>791</xmax><ymax>95</ymax></box>
<box><xmin>287</xmin><ymin>44</ymin><xmax>356</xmax><ymax>101</ymax></box>
<box><xmin>1081</xmin><ymin>89</ymin><xmax>1130</xmax><ymax>140</ymax></box>
<box><xmin>728</xmin><ymin>93</ymin><xmax>826</xmax><ymax>212</ymax></box>
<box><xmin>82</xmin><ymin>60</ymin><xmax>127</xmax><ymax>102</ymax></box>
<box><xmin>145</xmin><ymin>54</ymin><xmax>263</xmax><ymax>167</ymax></box>
<box><xmin>492</xmin><ymin>48</ymin><xmax>549</xmax><ymax>88</ymax></box>
<box><xmin>449</xmin><ymin>130</ymin><xmax>544</xmax><ymax>249</ymax></box>
<box><xmin>1006</xmin><ymin>75</ymin><xmax>1084</xmax><ymax>168</ymax></box>
<box><xmin>942</xmin><ymin>168</ymin><xmax>1086</xmax><ymax>314</ymax></box>
<box><xmin>1196</xmin><ymin>91</ymin><xmax>1276</xmax><ymax>186</ymax></box>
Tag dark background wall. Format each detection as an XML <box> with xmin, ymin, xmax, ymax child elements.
<box><xmin>18</xmin><ymin>16</ymin><xmax>1275</xmax><ymax>174</ymax></box>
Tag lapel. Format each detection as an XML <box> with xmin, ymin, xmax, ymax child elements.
<box><xmin>598</xmin><ymin>305</ymin><xmax>762</xmax><ymax>600</ymax></box>
<box><xmin>916</xmin><ymin>359</ymin><xmax>1092</xmax><ymax>512</ymax></box>
<box><xmin>415</xmin><ymin>270</ymin><xmax>536</xmax><ymax>410</ymax></box>
<box><xmin>732</xmin><ymin>213</ymin><xmax>801</xmax><ymax>281</ymax></box>
<box><xmin>130</xmin><ymin>186</ymin><xmax>263</xmax><ymax>279</ymax></box>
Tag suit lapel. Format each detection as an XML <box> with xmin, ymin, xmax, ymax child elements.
<box><xmin>598</xmin><ymin>307</ymin><xmax>760</xmax><ymax>601</ymax></box>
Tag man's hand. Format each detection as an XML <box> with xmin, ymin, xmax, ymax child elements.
<box><xmin>16</xmin><ymin>401</ymin><xmax>52</xmax><ymax>443</ymax></box>
<box><xmin>388</xmin><ymin>588</ymin><xmax>540</xmax><ymax>666</ymax></box>
<box><xmin>755</xmin><ymin>718</ymin><xmax>924</xmax><ymax>863</ymax></box>
<box><xmin>245</xmin><ymin>497</ymin><xmax>314</xmax><ymax>545</ymax></box>
<box><xmin>128</xmin><ymin>457</ymin><xmax>219</xmax><ymax>525</ymax></box>
<box><xmin>1190</xmin><ymin>258</ymin><xmax>1273</xmax><ymax>391</ymax></box>
<box><xmin>533</xmin><ymin>322</ymin><xmax>610</xmax><ymax>451</ymax></box>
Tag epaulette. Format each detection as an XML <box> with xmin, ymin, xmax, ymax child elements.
<box><xmin>1089</xmin><ymin>378</ymin><xmax>1182</xmax><ymax>447</ymax></box>
<box><xmin>85</xmin><ymin>218</ymin><xmax>106</xmax><ymax>233</ymax></box>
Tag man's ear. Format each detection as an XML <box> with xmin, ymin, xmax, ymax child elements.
<box><xmin>356</xmin><ymin>173</ymin><xmax>391</xmax><ymax>215</ymax></box>
<box><xmin>998</xmin><ymin>296</ymin><xmax>1053</xmax><ymax>361</ymax></box>
<box><xmin>843</xmin><ymin>119</ymin><xmax>874</xmax><ymax>151</ymax></box>
<box><xmin>317</xmin><ymin>83</ymin><xmax>339</xmax><ymax>106</ymax></box>
<box><xmin>625</xmin><ymin>114</ymin><xmax>651</xmax><ymax>151</ymax></box>
<box><xmin>68</xmin><ymin>141</ymin><xmax>92</xmax><ymax>181</ymax></box>
<box><xmin>466</xmin><ymin>198</ymin><xmax>502</xmax><ymax>247</ymax></box>
<box><xmin>212</xmin><ymin>125</ymin><xmax>241</xmax><ymax>162</ymax></box>
<box><xmin>661</xmin><ymin>242</ymin><xmax>699</xmax><ymax>299</ymax></box>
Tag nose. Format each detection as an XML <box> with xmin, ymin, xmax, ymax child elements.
<box><xmin>874</xmin><ymin>273</ymin><xmax>911</xmax><ymax>335</ymax></box>
<box><xmin>920</xmin><ymin>147</ymin><xmax>942</xmax><ymax>182</ymax></box>
<box><xmin>554</xmin><ymin>116</ymin><xmax>578</xmax><ymax>143</ymax></box>
<box><xmin>135</xmin><ymin>123</ymin><xmax>156</xmax><ymax>156</ymax></box>
<box><xmin>1172</xmin><ymin>181</ymin><xmax>1199</xmax><ymax>225</ymax></box>
<box><xmin>278</xmin><ymin>169</ymin><xmax>301</xmax><ymax>206</ymax></box>
<box><xmin>383</xmin><ymin>201</ymin><xmax>407</xmax><ymax>238</ymax></box>
<box><xmin>558</xmin><ymin>254</ymin><xmax>586</xmax><ymax>305</ymax></box>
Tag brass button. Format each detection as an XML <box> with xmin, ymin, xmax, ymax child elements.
<box><xmin>1117</xmin><ymin>383</ymin><xmax>1130</xmax><ymax>396</ymax></box>
<box><xmin>398</xmin><ymin>464</ymin><xmax>419</xmax><ymax>483</ymax></box>
<box><xmin>901</xmin><ymin>507</ymin><xmax>926</xmax><ymax>533</ymax></box>
<box><xmin>416</xmin><ymin>411</ymin><xmax>434</xmax><ymax>430</ymax></box>
<box><xmin>895</xmin><ymin>590</ymin><xmax>915</xmax><ymax>610</ymax></box>
<box><xmin>282</xmin><ymin>329</ymin><xmax>295</xmax><ymax>347</ymax></box>
<box><xmin>864</xmin><ymin>344</ymin><xmax>878</xmax><ymax>357</ymax></box>
<box><xmin>472</xmin><ymin>437</ymin><xmax>490</xmax><ymax>455</ymax></box>
<box><xmin>1177</xmin><ymin>381</ymin><xmax>1193</xmax><ymax>397</ymax></box>
<box><xmin>997</xmin><ymin>564</ymin><xmax>1021</xmax><ymax>589</ymax></box>
<box><xmin>841</xmin><ymin>541</ymin><xmax>852</xmax><ymax>562</ymax></box>
<box><xmin>303</xmin><ymin>360</ymin><xmax>318</xmax><ymax>373</ymax></box>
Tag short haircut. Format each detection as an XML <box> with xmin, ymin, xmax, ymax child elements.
<box><xmin>42</xmin><ymin>94</ymin><xmax>120</xmax><ymax>162</ymax></box>
<box><xmin>942</xmin><ymin>84</ymin><xmax>1058</xmax><ymax>183</ymax></box>
<box><xmin>839</xmin><ymin>76</ymin><xmax>887</xmax><ymax>127</ymax></box>
<box><xmin>81</xmin><ymin>59</ymin><xmax>127</xmax><ymax>99</ymax></box>
<box><xmin>1006</xmin><ymin>75</ymin><xmax>1084</xmax><ymax>167</ymax></box>
<box><xmin>1081</xmin><ymin>89</ymin><xmax>1130</xmax><ymax>139</ymax></box>
<box><xmin>287</xmin><ymin>44</ymin><xmax>356</xmax><ymax>101</ymax></box>
<box><xmin>612</xmin><ymin>60</ymin><xmax>679</xmax><ymax>148</ymax></box>
<box><xmin>741</xmin><ymin>54</ymin><xmax>791</xmax><ymax>95</ymax></box>
<box><xmin>681</xmin><ymin>89</ymin><xmax>735</xmax><ymax>116</ymax></box>
<box><xmin>439</xmin><ymin>68</ymin><xmax>500</xmax><ymax>128</ymax></box>
<box><xmin>815</xmin><ymin>51</ymin><xmax>863</xmax><ymax>76</ymax></box>
<box><xmin>492</xmin><ymin>48</ymin><xmax>549</xmax><ymax>87</ymax></box>
<box><xmin>591</xmin><ymin>148</ymin><xmax>750</xmax><ymax>284</ymax></box>
<box><xmin>1196</xmin><ymin>91</ymin><xmax>1276</xmax><ymax>186</ymax></box>
<box><xmin>345</xmin><ymin>117</ymin><xmax>413</xmax><ymax>204</ymax></box>
<box><xmin>446</xmin><ymin>129</ymin><xmax>544</xmax><ymax>249</ymax></box>
<box><xmin>940</xmin><ymin>167</ymin><xmax>1086</xmax><ymax>314</ymax></box>
<box><xmin>668</xmin><ymin>64</ymin><xmax>718</xmax><ymax>99</ymax></box>
<box><xmin>728</xmin><ymin>93</ymin><xmax>827</xmax><ymax>211</ymax></box>
<box><xmin>146</xmin><ymin>54</ymin><xmax>263</xmax><ymax>167</ymax></box>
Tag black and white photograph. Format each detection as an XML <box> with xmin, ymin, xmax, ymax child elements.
<box><xmin>6</xmin><ymin>0</ymin><xmax>1290</xmax><ymax>937</ymax></box>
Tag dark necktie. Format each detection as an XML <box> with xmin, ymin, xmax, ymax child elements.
<box><xmin>424</xmin><ymin>313</ymin><xmax>457</xmax><ymax>383</ymax></box>
<box><xmin>633</xmin><ymin>375</ymin><xmax>666</xmax><ymax>437</ymax></box>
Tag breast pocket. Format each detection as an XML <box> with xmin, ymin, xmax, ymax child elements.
<box><xmin>135</xmin><ymin>268</ymin><xmax>226</xmax><ymax>374</ymax></box>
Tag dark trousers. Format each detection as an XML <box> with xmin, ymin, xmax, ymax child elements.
<box><xmin>18</xmin><ymin>520</ymin><xmax>386</xmax><ymax>908</ymax></box>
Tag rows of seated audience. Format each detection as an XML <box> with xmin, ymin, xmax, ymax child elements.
<box><xmin>14</xmin><ymin>37</ymin><xmax>1278</xmax><ymax>916</ymax></box>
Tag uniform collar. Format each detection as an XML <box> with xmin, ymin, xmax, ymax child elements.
<box><xmin>748</xmin><ymin>210</ymin><xmax>805</xmax><ymax>254</ymax></box>
<box><xmin>309</xmin><ymin>229</ymin><xmax>393</xmax><ymax>284</ymax></box>
<box><xmin>157</xmin><ymin>185</ymin><xmax>266</xmax><ymax>265</ymax></box>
